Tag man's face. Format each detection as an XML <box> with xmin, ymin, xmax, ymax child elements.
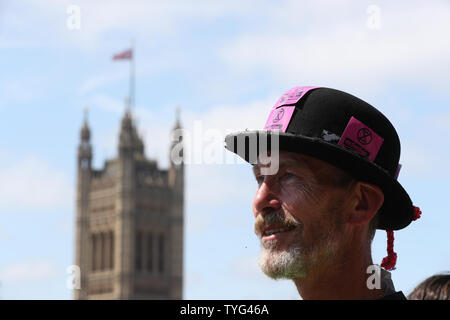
<box><xmin>252</xmin><ymin>151</ymin><xmax>351</xmax><ymax>280</ymax></box>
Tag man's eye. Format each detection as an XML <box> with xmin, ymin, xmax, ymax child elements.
<box><xmin>280</xmin><ymin>172</ymin><xmax>296</xmax><ymax>182</ymax></box>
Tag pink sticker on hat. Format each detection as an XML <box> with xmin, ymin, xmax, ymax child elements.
<box><xmin>264</xmin><ymin>86</ymin><xmax>320</xmax><ymax>132</ymax></box>
<box><xmin>264</xmin><ymin>106</ymin><xmax>296</xmax><ymax>132</ymax></box>
<box><xmin>273</xmin><ymin>86</ymin><xmax>320</xmax><ymax>109</ymax></box>
<box><xmin>338</xmin><ymin>117</ymin><xmax>384</xmax><ymax>162</ymax></box>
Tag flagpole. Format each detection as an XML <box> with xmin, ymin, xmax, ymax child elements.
<box><xmin>130</xmin><ymin>39</ymin><xmax>135</xmax><ymax>111</ymax></box>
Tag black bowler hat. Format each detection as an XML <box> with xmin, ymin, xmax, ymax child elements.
<box><xmin>225</xmin><ymin>86</ymin><xmax>418</xmax><ymax>231</ymax></box>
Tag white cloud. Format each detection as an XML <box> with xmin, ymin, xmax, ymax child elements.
<box><xmin>0</xmin><ymin>77</ymin><xmax>49</xmax><ymax>109</ymax></box>
<box><xmin>219</xmin><ymin>1</ymin><xmax>450</xmax><ymax>93</ymax></box>
<box><xmin>400</xmin><ymin>146</ymin><xmax>441</xmax><ymax>176</ymax></box>
<box><xmin>397</xmin><ymin>112</ymin><xmax>450</xmax><ymax>178</ymax></box>
<box><xmin>89</xmin><ymin>93</ymin><xmax>125</xmax><ymax>114</ymax></box>
<box><xmin>187</xmin><ymin>164</ymin><xmax>253</xmax><ymax>206</ymax></box>
<box><xmin>78</xmin><ymin>72</ymin><xmax>126</xmax><ymax>95</ymax></box>
<box><xmin>1</xmin><ymin>0</ymin><xmax>262</xmax><ymax>50</ymax></box>
<box><xmin>0</xmin><ymin>260</ymin><xmax>58</xmax><ymax>283</ymax></box>
<box><xmin>0</xmin><ymin>155</ymin><xmax>73</xmax><ymax>210</ymax></box>
<box><xmin>185</xmin><ymin>97</ymin><xmax>273</xmax><ymax>132</ymax></box>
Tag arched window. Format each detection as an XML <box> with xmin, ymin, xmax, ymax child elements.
<box><xmin>147</xmin><ymin>233</ymin><xmax>153</xmax><ymax>273</ymax></box>
<box><xmin>92</xmin><ymin>233</ymin><xmax>102</xmax><ymax>272</ymax></box>
<box><xmin>109</xmin><ymin>231</ymin><xmax>114</xmax><ymax>270</ymax></box>
<box><xmin>100</xmin><ymin>232</ymin><xmax>106</xmax><ymax>271</ymax></box>
<box><xmin>135</xmin><ymin>232</ymin><xmax>142</xmax><ymax>272</ymax></box>
<box><xmin>158</xmin><ymin>233</ymin><xmax>164</xmax><ymax>274</ymax></box>
<box><xmin>91</xmin><ymin>233</ymin><xmax>97</xmax><ymax>272</ymax></box>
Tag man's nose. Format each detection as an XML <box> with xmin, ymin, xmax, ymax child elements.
<box><xmin>252</xmin><ymin>181</ymin><xmax>281</xmax><ymax>218</ymax></box>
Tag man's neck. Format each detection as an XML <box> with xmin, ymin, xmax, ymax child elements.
<box><xmin>293</xmin><ymin>246</ymin><xmax>391</xmax><ymax>300</ymax></box>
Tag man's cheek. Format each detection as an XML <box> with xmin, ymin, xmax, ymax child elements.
<box><xmin>281</xmin><ymin>190</ymin><xmax>315</xmax><ymax>219</ymax></box>
<box><xmin>280</xmin><ymin>188</ymin><xmax>307</xmax><ymax>207</ymax></box>
<box><xmin>281</xmin><ymin>179</ymin><xmax>323</xmax><ymax>205</ymax></box>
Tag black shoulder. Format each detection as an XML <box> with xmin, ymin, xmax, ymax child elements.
<box><xmin>378</xmin><ymin>291</ymin><xmax>407</xmax><ymax>300</ymax></box>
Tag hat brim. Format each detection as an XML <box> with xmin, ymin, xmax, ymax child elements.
<box><xmin>225</xmin><ymin>130</ymin><xmax>414</xmax><ymax>231</ymax></box>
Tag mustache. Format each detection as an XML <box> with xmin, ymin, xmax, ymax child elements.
<box><xmin>254</xmin><ymin>209</ymin><xmax>302</xmax><ymax>237</ymax></box>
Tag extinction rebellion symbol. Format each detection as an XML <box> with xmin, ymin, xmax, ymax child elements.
<box><xmin>357</xmin><ymin>127</ymin><xmax>372</xmax><ymax>145</ymax></box>
<box><xmin>273</xmin><ymin>108</ymin><xmax>285</xmax><ymax>123</ymax></box>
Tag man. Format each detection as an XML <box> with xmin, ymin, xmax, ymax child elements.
<box><xmin>225</xmin><ymin>86</ymin><xmax>421</xmax><ymax>300</ymax></box>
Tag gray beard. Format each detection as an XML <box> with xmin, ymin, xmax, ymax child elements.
<box><xmin>259</xmin><ymin>240</ymin><xmax>307</xmax><ymax>279</ymax></box>
<box><xmin>258</xmin><ymin>231</ymin><xmax>340</xmax><ymax>280</ymax></box>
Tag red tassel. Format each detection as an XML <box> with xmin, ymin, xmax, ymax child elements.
<box><xmin>413</xmin><ymin>206</ymin><xmax>422</xmax><ymax>221</ymax></box>
<box><xmin>381</xmin><ymin>230</ymin><xmax>397</xmax><ymax>270</ymax></box>
<box><xmin>381</xmin><ymin>206</ymin><xmax>422</xmax><ymax>271</ymax></box>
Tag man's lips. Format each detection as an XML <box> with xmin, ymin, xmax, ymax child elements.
<box><xmin>261</xmin><ymin>224</ymin><xmax>297</xmax><ymax>240</ymax></box>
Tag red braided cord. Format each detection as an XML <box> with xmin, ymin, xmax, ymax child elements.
<box><xmin>381</xmin><ymin>230</ymin><xmax>397</xmax><ymax>270</ymax></box>
<box><xmin>381</xmin><ymin>205</ymin><xmax>421</xmax><ymax>271</ymax></box>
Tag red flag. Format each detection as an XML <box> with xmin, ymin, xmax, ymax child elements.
<box><xmin>113</xmin><ymin>49</ymin><xmax>132</xmax><ymax>60</ymax></box>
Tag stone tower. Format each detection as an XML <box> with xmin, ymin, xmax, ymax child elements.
<box><xmin>74</xmin><ymin>106</ymin><xmax>184</xmax><ymax>300</ymax></box>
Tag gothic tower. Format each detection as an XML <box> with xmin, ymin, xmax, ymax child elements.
<box><xmin>74</xmin><ymin>105</ymin><xmax>184</xmax><ymax>299</ymax></box>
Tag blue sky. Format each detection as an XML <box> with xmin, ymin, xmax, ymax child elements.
<box><xmin>0</xmin><ymin>0</ymin><xmax>449</xmax><ymax>299</ymax></box>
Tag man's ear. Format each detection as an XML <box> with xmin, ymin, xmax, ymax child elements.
<box><xmin>347</xmin><ymin>182</ymin><xmax>384</xmax><ymax>225</ymax></box>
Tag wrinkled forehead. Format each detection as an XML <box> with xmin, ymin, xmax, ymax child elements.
<box><xmin>252</xmin><ymin>151</ymin><xmax>318</xmax><ymax>175</ymax></box>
